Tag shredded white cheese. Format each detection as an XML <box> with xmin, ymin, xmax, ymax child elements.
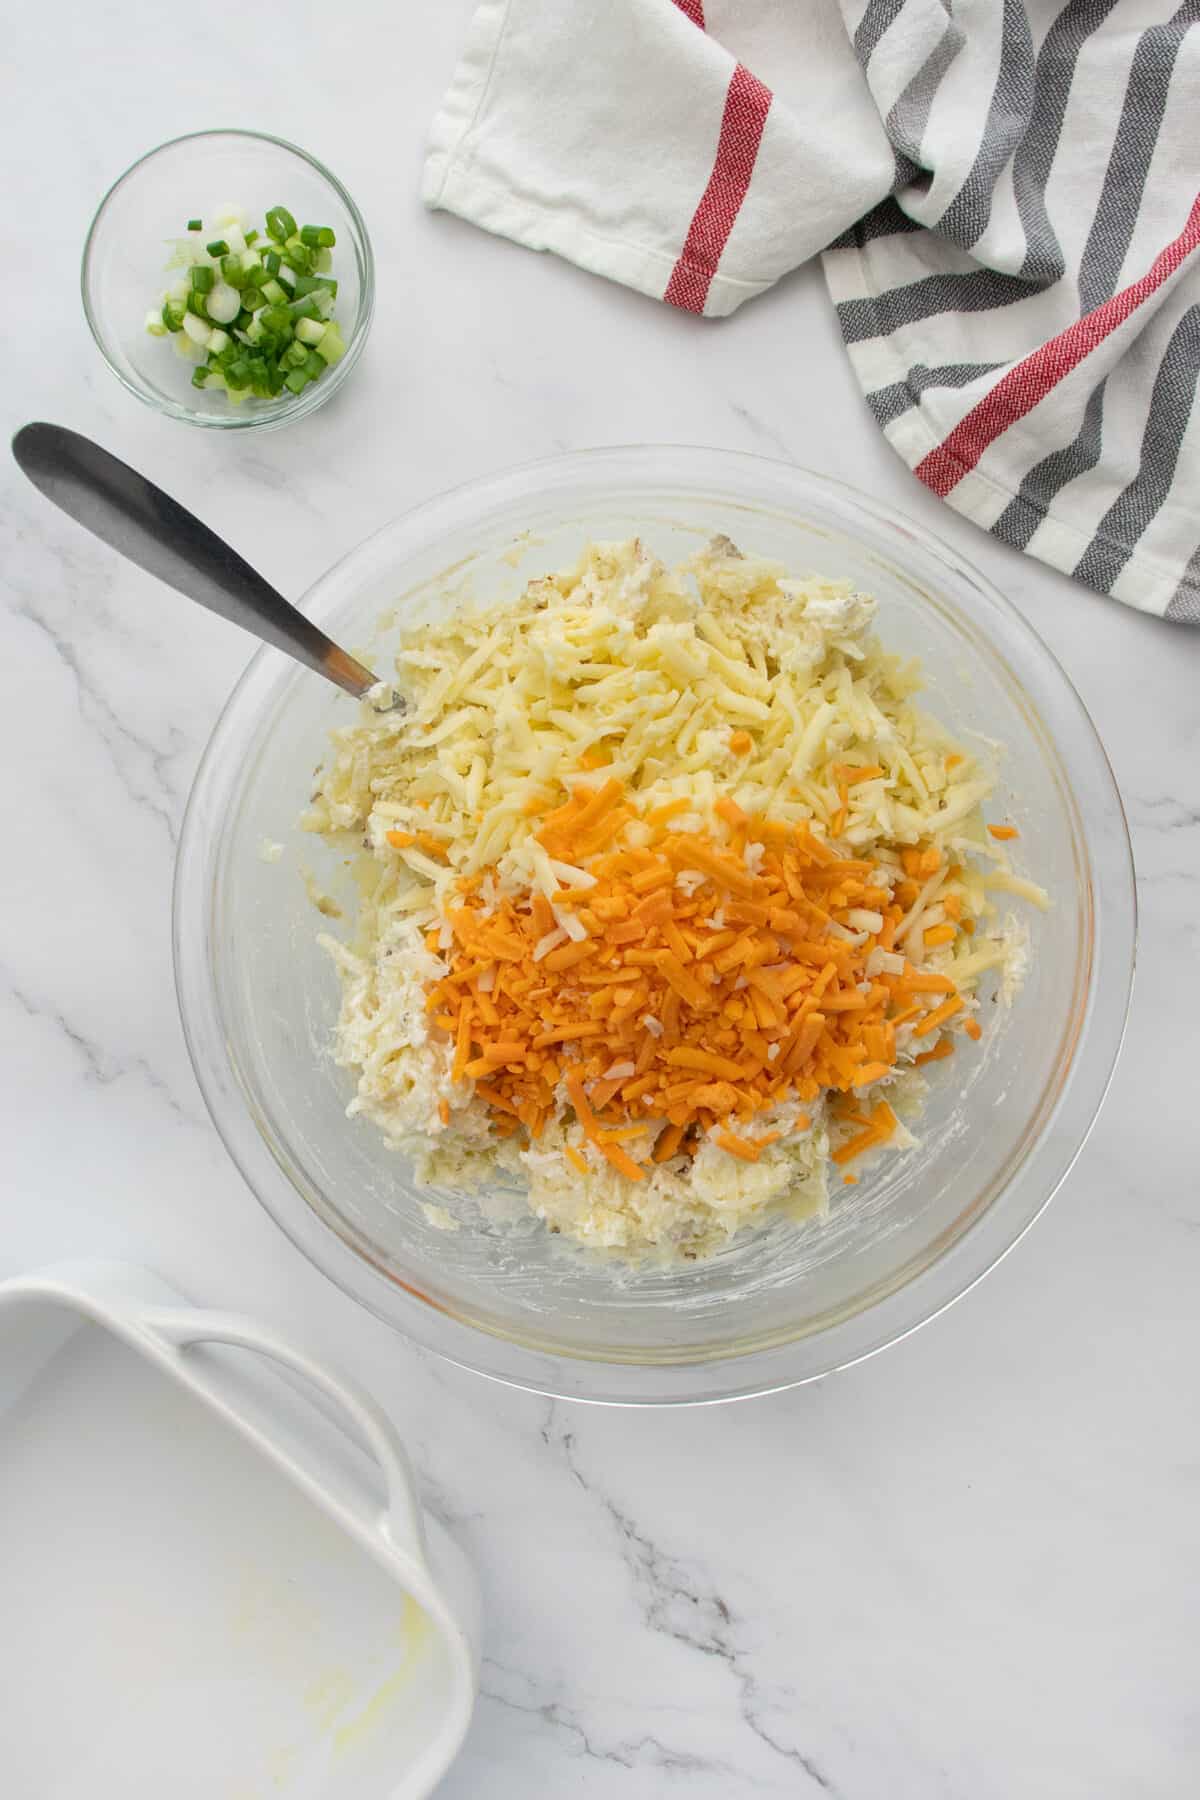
<box><xmin>306</xmin><ymin>537</ymin><xmax>1043</xmax><ymax>1260</ymax></box>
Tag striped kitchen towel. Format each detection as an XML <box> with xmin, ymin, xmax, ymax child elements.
<box><xmin>424</xmin><ymin>0</ymin><xmax>1200</xmax><ymax>623</ymax></box>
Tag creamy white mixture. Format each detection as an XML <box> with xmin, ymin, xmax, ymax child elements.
<box><xmin>305</xmin><ymin>539</ymin><xmax>1041</xmax><ymax>1258</ymax></box>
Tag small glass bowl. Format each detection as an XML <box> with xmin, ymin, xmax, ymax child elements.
<box><xmin>82</xmin><ymin>129</ymin><xmax>374</xmax><ymax>431</ymax></box>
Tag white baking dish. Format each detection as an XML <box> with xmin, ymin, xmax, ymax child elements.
<box><xmin>0</xmin><ymin>1261</ymin><xmax>480</xmax><ymax>1799</ymax></box>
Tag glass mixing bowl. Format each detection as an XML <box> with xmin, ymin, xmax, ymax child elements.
<box><xmin>174</xmin><ymin>447</ymin><xmax>1135</xmax><ymax>1404</ymax></box>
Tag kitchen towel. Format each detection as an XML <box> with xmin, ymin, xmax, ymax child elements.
<box><xmin>424</xmin><ymin>0</ymin><xmax>1200</xmax><ymax>624</ymax></box>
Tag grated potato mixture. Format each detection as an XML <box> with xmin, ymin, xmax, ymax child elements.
<box><xmin>303</xmin><ymin>538</ymin><xmax>1043</xmax><ymax>1258</ymax></box>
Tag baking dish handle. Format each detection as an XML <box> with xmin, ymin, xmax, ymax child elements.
<box><xmin>135</xmin><ymin>1306</ymin><xmax>428</xmax><ymax>1564</ymax></box>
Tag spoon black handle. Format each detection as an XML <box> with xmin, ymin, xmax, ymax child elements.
<box><xmin>11</xmin><ymin>422</ymin><xmax>376</xmax><ymax>698</ymax></box>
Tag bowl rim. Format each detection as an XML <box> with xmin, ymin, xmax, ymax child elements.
<box><xmin>174</xmin><ymin>444</ymin><xmax>1137</xmax><ymax>1404</ymax></box>
<box><xmin>80</xmin><ymin>127</ymin><xmax>375</xmax><ymax>432</ymax></box>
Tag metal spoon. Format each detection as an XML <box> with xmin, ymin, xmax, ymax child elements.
<box><xmin>11</xmin><ymin>422</ymin><xmax>380</xmax><ymax>700</ymax></box>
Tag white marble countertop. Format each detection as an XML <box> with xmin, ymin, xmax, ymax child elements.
<box><xmin>5</xmin><ymin>6</ymin><xmax>1200</xmax><ymax>1795</ymax></box>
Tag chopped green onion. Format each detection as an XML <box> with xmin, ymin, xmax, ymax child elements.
<box><xmin>204</xmin><ymin>283</ymin><xmax>241</xmax><ymax>325</ymax></box>
<box><xmin>316</xmin><ymin>321</ymin><xmax>346</xmax><ymax>365</ymax></box>
<box><xmin>265</xmin><ymin>205</ymin><xmax>297</xmax><ymax>243</ymax></box>
<box><xmin>148</xmin><ymin>201</ymin><xmax>345</xmax><ymax>406</ymax></box>
<box><xmin>298</xmin><ymin>275</ymin><xmax>337</xmax><ymax>303</ymax></box>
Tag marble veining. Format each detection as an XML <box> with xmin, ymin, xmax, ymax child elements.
<box><xmin>4</xmin><ymin>4</ymin><xmax>1199</xmax><ymax>1795</ymax></box>
<box><xmin>537</xmin><ymin>1403</ymin><xmax>838</xmax><ymax>1792</ymax></box>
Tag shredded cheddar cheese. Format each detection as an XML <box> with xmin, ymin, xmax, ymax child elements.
<box><xmin>307</xmin><ymin>538</ymin><xmax>1042</xmax><ymax>1258</ymax></box>
<box><xmin>424</xmin><ymin>794</ymin><xmax>979</xmax><ymax>1190</ymax></box>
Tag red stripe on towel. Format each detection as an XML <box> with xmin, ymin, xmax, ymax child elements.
<box><xmin>671</xmin><ymin>0</ymin><xmax>705</xmax><ymax>25</ymax></box>
<box><xmin>916</xmin><ymin>191</ymin><xmax>1200</xmax><ymax>496</ymax></box>
<box><xmin>664</xmin><ymin>64</ymin><xmax>771</xmax><ymax>315</ymax></box>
